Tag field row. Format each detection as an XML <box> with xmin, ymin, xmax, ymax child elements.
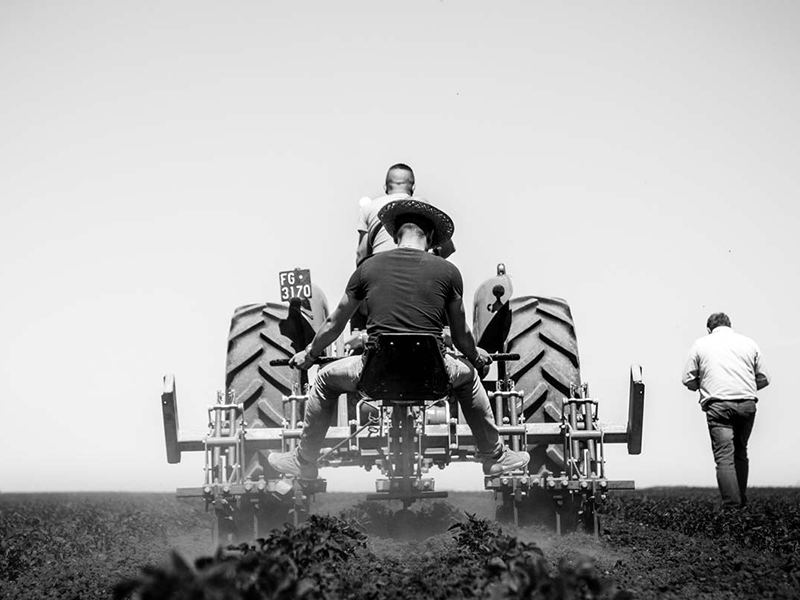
<box><xmin>2</xmin><ymin>489</ymin><xmax>799</xmax><ymax>599</ymax></box>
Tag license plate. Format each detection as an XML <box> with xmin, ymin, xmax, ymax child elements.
<box><xmin>278</xmin><ymin>269</ymin><xmax>313</xmax><ymax>301</ymax></box>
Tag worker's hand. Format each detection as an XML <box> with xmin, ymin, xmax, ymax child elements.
<box><xmin>442</xmin><ymin>326</ymin><xmax>453</xmax><ymax>349</ymax></box>
<box><xmin>289</xmin><ymin>349</ymin><xmax>316</xmax><ymax>370</ymax></box>
<box><xmin>471</xmin><ymin>347</ymin><xmax>492</xmax><ymax>379</ymax></box>
<box><xmin>343</xmin><ymin>330</ymin><xmax>368</xmax><ymax>354</ymax></box>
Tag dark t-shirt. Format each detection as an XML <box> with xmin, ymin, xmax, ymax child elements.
<box><xmin>345</xmin><ymin>248</ymin><xmax>462</xmax><ymax>337</ymax></box>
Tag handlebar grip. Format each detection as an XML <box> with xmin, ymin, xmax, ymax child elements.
<box><xmin>269</xmin><ymin>356</ymin><xmax>342</xmax><ymax>367</ymax></box>
<box><xmin>269</xmin><ymin>354</ymin><xmax>517</xmax><ymax>367</ymax></box>
<box><xmin>489</xmin><ymin>353</ymin><xmax>520</xmax><ymax>361</ymax></box>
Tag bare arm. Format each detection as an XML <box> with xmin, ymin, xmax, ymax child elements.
<box><xmin>356</xmin><ymin>231</ymin><xmax>367</xmax><ymax>265</ymax></box>
<box><xmin>290</xmin><ymin>292</ymin><xmax>361</xmax><ymax>369</ymax></box>
<box><xmin>445</xmin><ymin>295</ymin><xmax>489</xmax><ymax>369</ymax></box>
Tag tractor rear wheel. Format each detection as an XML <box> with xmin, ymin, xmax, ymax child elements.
<box><xmin>504</xmin><ymin>295</ymin><xmax>585</xmax><ymax>532</ymax></box>
<box><xmin>506</xmin><ymin>295</ymin><xmax>581</xmax><ymax>476</ymax></box>
<box><xmin>226</xmin><ymin>302</ymin><xmax>317</xmax><ymax>479</ymax></box>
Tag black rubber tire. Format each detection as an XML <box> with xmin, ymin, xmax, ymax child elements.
<box><xmin>226</xmin><ymin>302</ymin><xmax>316</xmax><ymax>428</ymax></box>
<box><xmin>226</xmin><ymin>302</ymin><xmax>318</xmax><ymax>479</ymax></box>
<box><xmin>506</xmin><ymin>296</ymin><xmax>581</xmax><ymax>475</ymax></box>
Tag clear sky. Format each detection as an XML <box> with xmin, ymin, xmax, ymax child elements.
<box><xmin>2</xmin><ymin>1</ymin><xmax>799</xmax><ymax>493</ymax></box>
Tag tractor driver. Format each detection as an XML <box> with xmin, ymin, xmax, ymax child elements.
<box><xmin>268</xmin><ymin>198</ymin><xmax>530</xmax><ymax>479</ymax></box>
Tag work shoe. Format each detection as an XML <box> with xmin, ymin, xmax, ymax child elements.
<box><xmin>267</xmin><ymin>448</ymin><xmax>319</xmax><ymax>479</ymax></box>
<box><xmin>483</xmin><ymin>448</ymin><xmax>530</xmax><ymax>476</ymax></box>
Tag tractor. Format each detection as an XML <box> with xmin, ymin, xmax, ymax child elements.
<box><xmin>160</xmin><ymin>263</ymin><xmax>645</xmax><ymax>543</ymax></box>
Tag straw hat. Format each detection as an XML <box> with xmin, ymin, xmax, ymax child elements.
<box><xmin>378</xmin><ymin>198</ymin><xmax>455</xmax><ymax>247</ymax></box>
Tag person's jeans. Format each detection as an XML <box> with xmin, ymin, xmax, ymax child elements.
<box><xmin>297</xmin><ymin>353</ymin><xmax>503</xmax><ymax>462</ymax></box>
<box><xmin>705</xmin><ymin>399</ymin><xmax>757</xmax><ymax>509</ymax></box>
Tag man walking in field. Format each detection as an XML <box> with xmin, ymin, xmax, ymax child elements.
<box><xmin>269</xmin><ymin>198</ymin><xmax>529</xmax><ymax>479</ymax></box>
<box><xmin>682</xmin><ymin>312</ymin><xmax>771</xmax><ymax>509</ymax></box>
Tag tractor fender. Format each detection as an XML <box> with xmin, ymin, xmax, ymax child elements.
<box><xmin>301</xmin><ymin>282</ymin><xmax>330</xmax><ymax>329</ymax></box>
<box><xmin>472</xmin><ymin>263</ymin><xmax>514</xmax><ymax>353</ymax></box>
<box><xmin>281</xmin><ymin>283</ymin><xmax>330</xmax><ymax>355</ymax></box>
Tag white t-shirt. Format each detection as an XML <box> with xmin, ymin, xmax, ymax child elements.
<box><xmin>356</xmin><ymin>192</ymin><xmax>411</xmax><ymax>256</ymax></box>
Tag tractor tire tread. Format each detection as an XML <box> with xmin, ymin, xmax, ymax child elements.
<box><xmin>507</xmin><ymin>295</ymin><xmax>581</xmax><ymax>473</ymax></box>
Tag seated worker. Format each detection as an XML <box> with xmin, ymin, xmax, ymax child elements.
<box><xmin>356</xmin><ymin>163</ymin><xmax>456</xmax><ymax>265</ymax></box>
<box><xmin>268</xmin><ymin>198</ymin><xmax>530</xmax><ymax>479</ymax></box>
<box><xmin>356</xmin><ymin>163</ymin><xmax>414</xmax><ymax>265</ymax></box>
<box><xmin>351</xmin><ymin>163</ymin><xmax>455</xmax><ymax>334</ymax></box>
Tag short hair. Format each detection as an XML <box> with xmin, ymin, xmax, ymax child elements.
<box><xmin>385</xmin><ymin>163</ymin><xmax>415</xmax><ymax>191</ymax></box>
<box><xmin>706</xmin><ymin>312</ymin><xmax>731</xmax><ymax>331</ymax></box>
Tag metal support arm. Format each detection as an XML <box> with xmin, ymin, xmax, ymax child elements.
<box><xmin>161</xmin><ymin>374</ymin><xmax>181</xmax><ymax>464</ymax></box>
<box><xmin>627</xmin><ymin>364</ymin><xmax>645</xmax><ymax>455</ymax></box>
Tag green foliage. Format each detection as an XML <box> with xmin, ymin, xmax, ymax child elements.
<box><xmin>113</xmin><ymin>506</ymin><xmax>626</xmax><ymax>600</ymax></box>
<box><xmin>339</xmin><ymin>500</ymin><xmax>395</xmax><ymax>537</ymax></box>
<box><xmin>0</xmin><ymin>493</ymin><xmax>210</xmax><ymax>599</ymax></box>
<box><xmin>115</xmin><ymin>515</ymin><xmax>367</xmax><ymax>600</ymax></box>
<box><xmin>115</xmin><ymin>550</ymin><xmax>313</xmax><ymax>600</ymax></box>
<box><xmin>254</xmin><ymin>514</ymin><xmax>368</xmax><ymax>573</ymax></box>
<box><xmin>7</xmin><ymin>489</ymin><xmax>800</xmax><ymax>599</ymax></box>
<box><xmin>447</xmin><ymin>512</ymin><xmax>627</xmax><ymax>600</ymax></box>
<box><xmin>606</xmin><ymin>487</ymin><xmax>800</xmax><ymax>556</ymax></box>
